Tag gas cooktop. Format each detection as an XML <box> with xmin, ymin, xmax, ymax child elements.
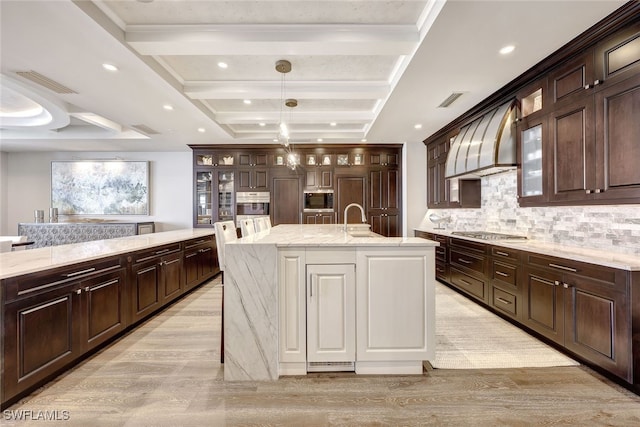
<box><xmin>451</xmin><ymin>231</ymin><xmax>528</xmax><ymax>241</ymax></box>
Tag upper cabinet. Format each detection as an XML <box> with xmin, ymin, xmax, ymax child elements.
<box><xmin>515</xmin><ymin>16</ymin><xmax>640</xmax><ymax>207</ymax></box>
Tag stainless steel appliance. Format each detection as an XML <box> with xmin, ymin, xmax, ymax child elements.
<box><xmin>236</xmin><ymin>191</ymin><xmax>270</xmax><ymax>227</ymax></box>
<box><xmin>304</xmin><ymin>190</ymin><xmax>334</xmax><ymax>212</ymax></box>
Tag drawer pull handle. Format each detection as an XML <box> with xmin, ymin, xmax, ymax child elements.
<box><xmin>458</xmin><ymin>258</ymin><xmax>472</xmax><ymax>264</ymax></box>
<box><xmin>155</xmin><ymin>249</ymin><xmax>170</xmax><ymax>255</ymax></box>
<box><xmin>548</xmin><ymin>263</ymin><xmax>577</xmax><ymax>272</ymax></box>
<box><xmin>495</xmin><ymin>271</ymin><xmax>509</xmax><ymax>277</ymax></box>
<box><xmin>495</xmin><ymin>251</ymin><xmax>509</xmax><ymax>257</ymax></box>
<box><xmin>64</xmin><ymin>267</ymin><xmax>96</xmax><ymax>278</ymax></box>
<box><xmin>496</xmin><ymin>297</ymin><xmax>512</xmax><ymax>305</ymax></box>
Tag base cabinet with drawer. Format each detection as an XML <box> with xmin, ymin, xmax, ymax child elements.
<box><xmin>523</xmin><ymin>253</ymin><xmax>631</xmax><ymax>382</ymax></box>
<box><xmin>489</xmin><ymin>246</ymin><xmax>522</xmax><ymax>320</ymax></box>
<box><xmin>2</xmin><ymin>257</ymin><xmax>125</xmax><ymax>404</ymax></box>
<box><xmin>448</xmin><ymin>238</ymin><xmax>489</xmax><ymax>304</ymax></box>
<box><xmin>184</xmin><ymin>235</ymin><xmax>218</xmax><ymax>290</ymax></box>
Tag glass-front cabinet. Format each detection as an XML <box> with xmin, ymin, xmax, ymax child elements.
<box><xmin>520</xmin><ymin>122</ymin><xmax>543</xmax><ymax>197</ymax></box>
<box><xmin>217</xmin><ymin>171</ymin><xmax>234</xmax><ymax>223</ymax></box>
<box><xmin>195</xmin><ymin>170</ymin><xmax>214</xmax><ymax>225</ymax></box>
<box><xmin>194</xmin><ymin>169</ymin><xmax>235</xmax><ymax>227</ymax></box>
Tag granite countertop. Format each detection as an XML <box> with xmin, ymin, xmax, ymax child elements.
<box><xmin>232</xmin><ymin>224</ymin><xmax>439</xmax><ymax>248</ymax></box>
<box><xmin>414</xmin><ymin>227</ymin><xmax>640</xmax><ymax>271</ymax></box>
<box><xmin>0</xmin><ymin>229</ymin><xmax>215</xmax><ymax>280</ymax></box>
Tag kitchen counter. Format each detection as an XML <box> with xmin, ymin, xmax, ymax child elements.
<box><xmin>0</xmin><ymin>229</ymin><xmax>215</xmax><ymax>280</ymax></box>
<box><xmin>224</xmin><ymin>225</ymin><xmax>438</xmax><ymax>381</ymax></box>
<box><xmin>414</xmin><ymin>228</ymin><xmax>640</xmax><ymax>271</ymax></box>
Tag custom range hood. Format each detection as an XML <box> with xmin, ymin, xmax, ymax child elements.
<box><xmin>445</xmin><ymin>100</ymin><xmax>517</xmax><ymax>179</ymax></box>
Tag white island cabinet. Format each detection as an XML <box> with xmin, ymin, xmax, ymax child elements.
<box><xmin>224</xmin><ymin>225</ymin><xmax>438</xmax><ymax>381</ymax></box>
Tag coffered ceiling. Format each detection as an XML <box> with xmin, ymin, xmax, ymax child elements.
<box><xmin>0</xmin><ymin>0</ymin><xmax>627</xmax><ymax>152</ymax></box>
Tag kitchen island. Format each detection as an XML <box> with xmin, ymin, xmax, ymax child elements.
<box><xmin>223</xmin><ymin>224</ymin><xmax>438</xmax><ymax>381</ymax></box>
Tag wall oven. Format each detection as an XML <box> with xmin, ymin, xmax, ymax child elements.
<box><xmin>236</xmin><ymin>191</ymin><xmax>270</xmax><ymax>227</ymax></box>
<box><xmin>304</xmin><ymin>190</ymin><xmax>334</xmax><ymax>212</ymax></box>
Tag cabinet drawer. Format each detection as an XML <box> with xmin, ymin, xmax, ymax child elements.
<box><xmin>132</xmin><ymin>243</ymin><xmax>181</xmax><ymax>264</ymax></box>
<box><xmin>491</xmin><ymin>246</ymin><xmax>521</xmax><ymax>263</ymax></box>
<box><xmin>491</xmin><ymin>260</ymin><xmax>518</xmax><ymax>288</ymax></box>
<box><xmin>432</xmin><ymin>234</ymin><xmax>448</xmax><ymax>244</ymax></box>
<box><xmin>450</xmin><ymin>237</ymin><xmax>487</xmax><ymax>254</ymax></box>
<box><xmin>526</xmin><ymin>253</ymin><xmax>623</xmax><ymax>288</ymax></box>
<box><xmin>435</xmin><ymin>246</ymin><xmax>447</xmax><ymax>262</ymax></box>
<box><xmin>184</xmin><ymin>235</ymin><xmax>213</xmax><ymax>250</ymax></box>
<box><xmin>492</xmin><ymin>287</ymin><xmax>517</xmax><ymax>316</ymax></box>
<box><xmin>450</xmin><ymin>267</ymin><xmax>486</xmax><ymax>300</ymax></box>
<box><xmin>450</xmin><ymin>249</ymin><xmax>486</xmax><ymax>275</ymax></box>
<box><xmin>5</xmin><ymin>257</ymin><xmax>123</xmax><ymax>302</ymax></box>
<box><xmin>435</xmin><ymin>261</ymin><xmax>448</xmax><ymax>282</ymax></box>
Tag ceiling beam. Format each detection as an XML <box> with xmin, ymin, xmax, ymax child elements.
<box><xmin>215</xmin><ymin>111</ymin><xmax>375</xmax><ymax>124</ymax></box>
<box><xmin>125</xmin><ymin>24</ymin><xmax>418</xmax><ymax>56</ymax></box>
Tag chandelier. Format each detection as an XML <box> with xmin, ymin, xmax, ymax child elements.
<box><xmin>275</xmin><ymin>59</ymin><xmax>299</xmax><ymax>170</ymax></box>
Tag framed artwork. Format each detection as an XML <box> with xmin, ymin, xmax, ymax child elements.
<box><xmin>51</xmin><ymin>161</ymin><xmax>149</xmax><ymax>215</ymax></box>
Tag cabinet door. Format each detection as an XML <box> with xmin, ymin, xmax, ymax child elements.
<box><xmin>3</xmin><ymin>284</ymin><xmax>80</xmax><ymax>401</ymax></box>
<box><xmin>369</xmin><ymin>169</ymin><xmax>399</xmax><ymax>210</ymax></box>
<box><xmin>369</xmin><ymin>212</ymin><xmax>399</xmax><ymax>237</ymax></box>
<box><xmin>83</xmin><ymin>269</ymin><xmax>125</xmax><ymax>350</ymax></box>
<box><xmin>549</xmin><ymin>98</ymin><xmax>596</xmax><ymax>203</ymax></box>
<box><xmin>278</xmin><ymin>249</ymin><xmax>306</xmax><ymax>370</ymax></box>
<box><xmin>335</xmin><ymin>175</ymin><xmax>366</xmax><ymax>224</ymax></box>
<box><xmin>594</xmin><ymin>73</ymin><xmax>640</xmax><ymax>201</ymax></box>
<box><xmin>517</xmin><ymin>115</ymin><xmax>547</xmax><ymax>204</ymax></box>
<box><xmin>161</xmin><ymin>252</ymin><xmax>184</xmax><ymax>303</ymax></box>
<box><xmin>548</xmin><ymin>50</ymin><xmax>594</xmax><ymax>108</ymax></box>
<box><xmin>356</xmin><ymin>249</ymin><xmax>434</xmax><ymax>362</ymax></box>
<box><xmin>272</xmin><ymin>176</ymin><xmax>302</xmax><ymax>225</ymax></box>
<box><xmin>305</xmin><ymin>169</ymin><xmax>333</xmax><ymax>189</ymax></box>
<box><xmin>306</xmin><ymin>264</ymin><xmax>356</xmax><ymax>363</ymax></box>
<box><xmin>130</xmin><ymin>261</ymin><xmax>161</xmax><ymax>323</ymax></box>
<box><xmin>563</xmin><ymin>273</ymin><xmax>631</xmax><ymax>382</ymax></box>
<box><xmin>523</xmin><ymin>266</ymin><xmax>564</xmax><ymax>344</ymax></box>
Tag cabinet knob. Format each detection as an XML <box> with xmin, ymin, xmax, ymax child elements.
<box><xmin>586</xmin><ymin>189</ymin><xmax>592</xmax><ymax>194</ymax></box>
<box><xmin>76</xmin><ymin>289</ymin><xmax>82</xmax><ymax>295</ymax></box>
<box><xmin>593</xmin><ymin>79</ymin><xmax>602</xmax><ymax>86</ymax></box>
<box><xmin>554</xmin><ymin>280</ymin><xmax>561</xmax><ymax>286</ymax></box>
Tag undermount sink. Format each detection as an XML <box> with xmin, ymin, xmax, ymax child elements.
<box><xmin>344</xmin><ymin>223</ymin><xmax>373</xmax><ymax>237</ymax></box>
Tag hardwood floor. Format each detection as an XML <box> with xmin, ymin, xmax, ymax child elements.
<box><xmin>4</xmin><ymin>276</ymin><xmax>640</xmax><ymax>426</ymax></box>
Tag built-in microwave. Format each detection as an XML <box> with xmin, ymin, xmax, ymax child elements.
<box><xmin>304</xmin><ymin>190</ymin><xmax>334</xmax><ymax>212</ymax></box>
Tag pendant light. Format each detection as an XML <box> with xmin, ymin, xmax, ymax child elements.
<box><xmin>275</xmin><ymin>59</ymin><xmax>299</xmax><ymax>169</ymax></box>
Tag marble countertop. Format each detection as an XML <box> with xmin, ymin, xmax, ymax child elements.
<box><xmin>232</xmin><ymin>224</ymin><xmax>439</xmax><ymax>248</ymax></box>
<box><xmin>0</xmin><ymin>229</ymin><xmax>215</xmax><ymax>280</ymax></box>
<box><xmin>414</xmin><ymin>227</ymin><xmax>640</xmax><ymax>271</ymax></box>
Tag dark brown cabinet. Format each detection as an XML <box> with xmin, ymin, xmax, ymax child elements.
<box><xmin>2</xmin><ymin>258</ymin><xmax>125</xmax><ymax>403</ymax></box>
<box><xmin>426</xmin><ymin>136</ymin><xmax>480</xmax><ymax>209</ymax></box>
<box><xmin>523</xmin><ymin>252</ymin><xmax>631</xmax><ymax>382</ymax></box>
<box><xmin>271</xmin><ymin>173</ymin><xmax>303</xmax><ymax>225</ymax></box>
<box><xmin>368</xmin><ymin>167</ymin><xmax>400</xmax><ymax>236</ymax></box>
<box><xmin>305</xmin><ymin>168</ymin><xmax>333</xmax><ymax>189</ymax></box>
<box><xmin>448</xmin><ymin>238</ymin><xmax>489</xmax><ymax>304</ymax></box>
<box><xmin>129</xmin><ymin>243</ymin><xmax>183</xmax><ymax>324</ymax></box>
<box><xmin>303</xmin><ymin>212</ymin><xmax>335</xmax><ymax>224</ymax></box>
<box><xmin>489</xmin><ymin>246</ymin><xmax>522</xmax><ymax>320</ymax></box>
<box><xmin>237</xmin><ymin>168</ymin><xmax>269</xmax><ymax>191</ymax></box>
<box><xmin>414</xmin><ymin>231</ymin><xmax>449</xmax><ymax>283</ymax></box>
<box><xmin>335</xmin><ymin>174</ymin><xmax>366</xmax><ymax>225</ymax></box>
<box><xmin>184</xmin><ymin>235</ymin><xmax>219</xmax><ymax>290</ymax></box>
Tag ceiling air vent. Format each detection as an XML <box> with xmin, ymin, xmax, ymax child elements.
<box><xmin>15</xmin><ymin>70</ymin><xmax>76</xmax><ymax>94</ymax></box>
<box><xmin>131</xmin><ymin>124</ymin><xmax>160</xmax><ymax>135</ymax></box>
<box><xmin>437</xmin><ymin>92</ymin><xmax>464</xmax><ymax>108</ymax></box>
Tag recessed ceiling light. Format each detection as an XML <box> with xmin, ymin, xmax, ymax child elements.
<box><xmin>317</xmin><ymin>138</ymin><xmax>323</xmax><ymax>142</ymax></box>
<box><xmin>259</xmin><ymin>122</ymin><xmax>266</xmax><ymax>127</ymax></box>
<box><xmin>243</xmin><ymin>99</ymin><xmax>252</xmax><ymax>105</ymax></box>
<box><xmin>330</xmin><ymin>122</ymin><xmax>337</xmax><ymax>127</ymax></box>
<box><xmin>217</xmin><ymin>62</ymin><xmax>228</xmax><ymax>69</ymax></box>
<box><xmin>197</xmin><ymin>128</ymin><xmax>205</xmax><ymax>133</ymax></box>
<box><xmin>361</xmin><ymin>139</ymin><xmax>367</xmax><ymax>142</ymax></box>
<box><xmin>102</xmin><ymin>63</ymin><xmax>118</xmax><ymax>72</ymax></box>
<box><xmin>163</xmin><ymin>104</ymin><xmax>173</xmax><ymax>111</ymax></box>
<box><xmin>414</xmin><ymin>124</ymin><xmax>422</xmax><ymax>129</ymax></box>
<box><xmin>499</xmin><ymin>45</ymin><xmax>515</xmax><ymax>55</ymax></box>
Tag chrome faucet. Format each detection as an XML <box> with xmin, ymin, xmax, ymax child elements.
<box><xmin>343</xmin><ymin>203</ymin><xmax>366</xmax><ymax>230</ymax></box>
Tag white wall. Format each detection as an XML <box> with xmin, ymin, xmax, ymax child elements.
<box><xmin>404</xmin><ymin>141</ymin><xmax>427</xmax><ymax>236</ymax></box>
<box><xmin>3</xmin><ymin>151</ymin><xmax>193</xmax><ymax>235</ymax></box>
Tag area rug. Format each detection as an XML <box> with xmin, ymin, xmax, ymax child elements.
<box><xmin>432</xmin><ymin>283</ymin><xmax>579</xmax><ymax>369</ymax></box>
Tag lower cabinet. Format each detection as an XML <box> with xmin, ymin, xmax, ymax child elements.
<box><xmin>184</xmin><ymin>235</ymin><xmax>218</xmax><ymax>290</ymax></box>
<box><xmin>278</xmin><ymin>247</ymin><xmax>434</xmax><ymax>376</ymax></box>
<box><xmin>129</xmin><ymin>243</ymin><xmax>183</xmax><ymax>324</ymax></box>
<box><xmin>303</xmin><ymin>212</ymin><xmax>335</xmax><ymax>224</ymax></box>
<box><xmin>306</xmin><ymin>264</ymin><xmax>355</xmax><ymax>366</ymax></box>
<box><xmin>2</xmin><ymin>260</ymin><xmax>125</xmax><ymax>404</ymax></box>
<box><xmin>524</xmin><ymin>253</ymin><xmax>632</xmax><ymax>382</ymax></box>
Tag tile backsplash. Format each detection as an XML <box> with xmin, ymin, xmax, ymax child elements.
<box><xmin>421</xmin><ymin>170</ymin><xmax>640</xmax><ymax>255</ymax></box>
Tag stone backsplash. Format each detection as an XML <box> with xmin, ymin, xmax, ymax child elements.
<box><xmin>421</xmin><ymin>170</ymin><xmax>640</xmax><ymax>255</ymax></box>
